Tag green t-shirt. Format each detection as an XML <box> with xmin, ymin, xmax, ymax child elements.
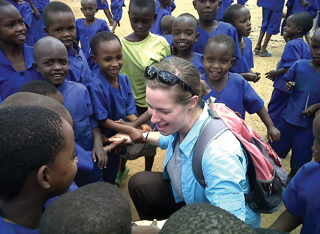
<box><xmin>120</xmin><ymin>33</ymin><xmax>171</xmax><ymax>107</ymax></box>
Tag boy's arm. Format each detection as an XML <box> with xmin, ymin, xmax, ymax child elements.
<box><xmin>265</xmin><ymin>67</ymin><xmax>290</xmax><ymax>81</ymax></box>
<box><xmin>92</xmin><ymin>127</ymin><xmax>108</xmax><ymax>169</ymax></box>
<box><xmin>26</xmin><ymin>0</ymin><xmax>40</xmax><ymax>19</ymax></box>
<box><xmin>269</xmin><ymin>210</ymin><xmax>302</xmax><ymax>232</ymax></box>
<box><xmin>302</xmin><ymin>102</ymin><xmax>320</xmax><ymax>117</ymax></box>
<box><xmin>299</xmin><ymin>0</ymin><xmax>310</xmax><ymax>7</ymax></box>
<box><xmin>99</xmin><ymin>118</ymin><xmax>146</xmax><ymax>143</ymax></box>
<box><xmin>240</xmin><ymin>72</ymin><xmax>261</xmax><ymax>83</ymax></box>
<box><xmin>126</xmin><ymin>113</ymin><xmax>151</xmax><ymax>132</ymax></box>
<box><xmin>257</xmin><ymin>107</ymin><xmax>281</xmax><ymax>142</ymax></box>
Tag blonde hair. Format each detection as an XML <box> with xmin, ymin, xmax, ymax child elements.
<box><xmin>145</xmin><ymin>57</ymin><xmax>209</xmax><ymax>106</ymax></box>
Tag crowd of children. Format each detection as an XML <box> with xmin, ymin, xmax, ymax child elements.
<box><xmin>0</xmin><ymin>0</ymin><xmax>320</xmax><ymax>232</ymax></box>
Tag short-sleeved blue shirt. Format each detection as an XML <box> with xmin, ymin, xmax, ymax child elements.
<box><xmin>87</xmin><ymin>72</ymin><xmax>137</xmax><ymax>137</ymax></box>
<box><xmin>274</xmin><ymin>38</ymin><xmax>311</xmax><ymax>93</ymax></box>
<box><xmin>110</xmin><ymin>0</ymin><xmax>125</xmax><ymax>22</ymax></box>
<box><xmin>0</xmin><ymin>44</ymin><xmax>43</xmax><ymax>102</ymax></box>
<box><xmin>283</xmin><ymin>161</ymin><xmax>320</xmax><ymax>234</ymax></box>
<box><xmin>155</xmin><ymin>0</ymin><xmax>175</xmax><ymax>14</ymax></box>
<box><xmin>164</xmin><ymin>52</ymin><xmax>205</xmax><ymax>75</ymax></box>
<box><xmin>67</xmin><ymin>43</ymin><xmax>92</xmax><ymax>85</ymax></box>
<box><xmin>150</xmin><ymin>7</ymin><xmax>170</xmax><ymax>35</ymax></box>
<box><xmin>258</xmin><ymin>0</ymin><xmax>285</xmax><ymax>11</ymax></box>
<box><xmin>0</xmin><ymin>216</ymin><xmax>39</xmax><ymax>234</ymax></box>
<box><xmin>282</xmin><ymin>59</ymin><xmax>320</xmax><ymax>128</ymax></box>
<box><xmin>230</xmin><ymin>37</ymin><xmax>254</xmax><ymax>74</ymax></box>
<box><xmin>192</xmin><ymin>22</ymin><xmax>241</xmax><ymax>59</ymax></box>
<box><xmin>201</xmin><ymin>72</ymin><xmax>264</xmax><ymax>119</ymax></box>
<box><xmin>58</xmin><ymin>80</ymin><xmax>98</xmax><ymax>151</ymax></box>
<box><xmin>75</xmin><ymin>18</ymin><xmax>110</xmax><ymax>61</ymax></box>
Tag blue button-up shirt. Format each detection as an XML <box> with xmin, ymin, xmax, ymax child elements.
<box><xmin>159</xmin><ymin>103</ymin><xmax>261</xmax><ymax>227</ymax></box>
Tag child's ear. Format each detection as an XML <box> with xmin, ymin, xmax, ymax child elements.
<box><xmin>37</xmin><ymin>165</ymin><xmax>51</xmax><ymax>189</ymax></box>
<box><xmin>201</xmin><ymin>54</ymin><xmax>204</xmax><ymax>62</ymax></box>
<box><xmin>194</xmin><ymin>32</ymin><xmax>200</xmax><ymax>43</ymax></box>
<box><xmin>44</xmin><ymin>27</ymin><xmax>49</xmax><ymax>36</ymax></box>
<box><xmin>297</xmin><ymin>26</ymin><xmax>303</xmax><ymax>34</ymax></box>
<box><xmin>91</xmin><ymin>54</ymin><xmax>98</xmax><ymax>64</ymax></box>
<box><xmin>218</xmin><ymin>0</ymin><xmax>222</xmax><ymax>10</ymax></box>
<box><xmin>95</xmin><ymin>8</ymin><xmax>98</xmax><ymax>13</ymax></box>
<box><xmin>193</xmin><ymin>0</ymin><xmax>197</xmax><ymax>10</ymax></box>
<box><xmin>153</xmin><ymin>12</ymin><xmax>157</xmax><ymax>23</ymax></box>
<box><xmin>231</xmin><ymin>57</ymin><xmax>236</xmax><ymax>67</ymax></box>
<box><xmin>33</xmin><ymin>62</ymin><xmax>40</xmax><ymax>72</ymax></box>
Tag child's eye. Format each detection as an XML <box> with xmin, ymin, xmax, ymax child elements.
<box><xmin>117</xmin><ymin>55</ymin><xmax>123</xmax><ymax>59</ymax></box>
<box><xmin>60</xmin><ymin>59</ymin><xmax>67</xmax><ymax>65</ymax></box>
<box><xmin>44</xmin><ymin>61</ymin><xmax>52</xmax><ymax>65</ymax></box>
<box><xmin>221</xmin><ymin>60</ymin><xmax>228</xmax><ymax>63</ymax></box>
<box><xmin>143</xmin><ymin>20</ymin><xmax>150</xmax><ymax>24</ymax></box>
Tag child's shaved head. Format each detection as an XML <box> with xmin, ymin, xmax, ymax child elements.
<box><xmin>161</xmin><ymin>15</ymin><xmax>176</xmax><ymax>35</ymax></box>
<box><xmin>81</xmin><ymin>0</ymin><xmax>97</xmax><ymax>7</ymax></box>
<box><xmin>33</xmin><ymin>36</ymin><xmax>67</xmax><ymax>64</ymax></box>
<box><xmin>43</xmin><ymin>1</ymin><xmax>74</xmax><ymax>29</ymax></box>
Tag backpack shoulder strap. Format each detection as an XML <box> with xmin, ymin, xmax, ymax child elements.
<box><xmin>193</xmin><ymin>110</ymin><xmax>228</xmax><ymax>188</ymax></box>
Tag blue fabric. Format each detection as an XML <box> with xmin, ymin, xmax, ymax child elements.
<box><xmin>268</xmin><ymin>38</ymin><xmax>311</xmax><ymax>125</ymax></box>
<box><xmin>237</xmin><ymin>0</ymin><xmax>248</xmax><ymax>5</ymax></box>
<box><xmin>67</xmin><ymin>43</ymin><xmax>92</xmax><ymax>85</ymax></box>
<box><xmin>159</xmin><ymin>103</ymin><xmax>261</xmax><ymax>227</ymax></box>
<box><xmin>230</xmin><ymin>37</ymin><xmax>253</xmax><ymax>73</ymax></box>
<box><xmin>216</xmin><ymin>0</ymin><xmax>233</xmax><ymax>21</ymax></box>
<box><xmin>273</xmin><ymin>38</ymin><xmax>311</xmax><ymax>93</ymax></box>
<box><xmin>164</xmin><ymin>53</ymin><xmax>205</xmax><ymax>75</ymax></box>
<box><xmin>260</xmin><ymin>8</ymin><xmax>283</xmax><ymax>35</ymax></box>
<box><xmin>7</xmin><ymin>0</ymin><xmax>36</xmax><ymax>46</ymax></box>
<box><xmin>282</xmin><ymin>161</ymin><xmax>320</xmax><ymax>234</ymax></box>
<box><xmin>258</xmin><ymin>0</ymin><xmax>285</xmax><ymax>11</ymax></box>
<box><xmin>44</xmin><ymin>181</ymin><xmax>79</xmax><ymax>209</ymax></box>
<box><xmin>268</xmin><ymin>89</ymin><xmax>291</xmax><ymax>126</ymax></box>
<box><xmin>270</xmin><ymin>117</ymin><xmax>313</xmax><ymax>171</ymax></box>
<box><xmin>0</xmin><ymin>217</ymin><xmax>39</xmax><ymax>234</ymax></box>
<box><xmin>150</xmin><ymin>7</ymin><xmax>170</xmax><ymax>35</ymax></box>
<box><xmin>75</xmin><ymin>142</ymin><xmax>94</xmax><ymax>171</ymax></box>
<box><xmin>111</xmin><ymin>0</ymin><xmax>124</xmax><ymax>23</ymax></box>
<box><xmin>161</xmin><ymin>34</ymin><xmax>173</xmax><ymax>48</ymax></box>
<box><xmin>201</xmin><ymin>72</ymin><xmax>264</xmax><ymax>119</ymax></box>
<box><xmin>76</xmin><ymin>18</ymin><xmax>110</xmax><ymax>63</ymax></box>
<box><xmin>155</xmin><ymin>0</ymin><xmax>175</xmax><ymax>14</ymax></box>
<box><xmin>0</xmin><ymin>45</ymin><xmax>43</xmax><ymax>102</ymax></box>
<box><xmin>58</xmin><ymin>80</ymin><xmax>102</xmax><ymax>185</ymax></box>
<box><xmin>87</xmin><ymin>72</ymin><xmax>136</xmax><ymax>137</ymax></box>
<box><xmin>31</xmin><ymin>13</ymin><xmax>43</xmax><ymax>41</ymax></box>
<box><xmin>97</xmin><ymin>0</ymin><xmax>109</xmax><ymax>10</ymax></box>
<box><xmin>282</xmin><ymin>59</ymin><xmax>320</xmax><ymax>128</ymax></box>
<box><xmin>87</xmin><ymin>72</ymin><xmax>136</xmax><ymax>184</ymax></box>
<box><xmin>193</xmin><ymin>22</ymin><xmax>241</xmax><ymax>59</ymax></box>
<box><xmin>36</xmin><ymin>0</ymin><xmax>49</xmax><ymax>11</ymax></box>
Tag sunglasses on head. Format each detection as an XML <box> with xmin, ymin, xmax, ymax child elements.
<box><xmin>144</xmin><ymin>66</ymin><xmax>195</xmax><ymax>95</ymax></box>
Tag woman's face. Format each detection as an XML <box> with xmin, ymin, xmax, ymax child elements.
<box><xmin>146</xmin><ymin>87</ymin><xmax>190</xmax><ymax>136</ymax></box>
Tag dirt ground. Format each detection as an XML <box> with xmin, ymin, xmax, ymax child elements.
<box><xmin>66</xmin><ymin>0</ymin><xmax>303</xmax><ymax>232</ymax></box>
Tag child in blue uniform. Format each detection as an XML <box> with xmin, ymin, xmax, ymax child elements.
<box><xmin>76</xmin><ymin>0</ymin><xmax>110</xmax><ymax>75</ymax></box>
<box><xmin>110</xmin><ymin>0</ymin><xmax>125</xmax><ymax>33</ymax></box>
<box><xmin>223</xmin><ymin>4</ymin><xmax>261</xmax><ymax>82</ymax></box>
<box><xmin>270</xmin><ymin>113</ymin><xmax>320</xmax><ymax>234</ymax></box>
<box><xmin>216</xmin><ymin>0</ymin><xmax>233</xmax><ymax>21</ymax></box>
<box><xmin>282</xmin><ymin>0</ymin><xmax>313</xmax><ymax>45</ymax></box>
<box><xmin>266</xmin><ymin>12</ymin><xmax>313</xmax><ymax>126</ymax></box>
<box><xmin>156</xmin><ymin>0</ymin><xmax>176</xmax><ymax>14</ymax></box>
<box><xmin>237</xmin><ymin>0</ymin><xmax>248</xmax><ymax>5</ymax></box>
<box><xmin>97</xmin><ymin>0</ymin><xmax>113</xmax><ymax>25</ymax></box>
<box><xmin>0</xmin><ymin>105</ymin><xmax>78</xmax><ymax>233</ymax></box>
<box><xmin>7</xmin><ymin>0</ymin><xmax>37</xmax><ymax>46</ymax></box>
<box><xmin>167</xmin><ymin>13</ymin><xmax>204</xmax><ymax>75</ymax></box>
<box><xmin>160</xmin><ymin>15</ymin><xmax>175</xmax><ymax>48</ymax></box>
<box><xmin>269</xmin><ymin>28</ymin><xmax>320</xmax><ymax>180</ymax></box>
<box><xmin>254</xmin><ymin>0</ymin><xmax>285</xmax><ymax>57</ymax></box>
<box><xmin>0</xmin><ymin>1</ymin><xmax>42</xmax><ymax>102</ymax></box>
<box><xmin>192</xmin><ymin>0</ymin><xmax>241</xmax><ymax>59</ymax></box>
<box><xmin>33</xmin><ymin>36</ymin><xmax>107</xmax><ymax>187</ymax></box>
<box><xmin>150</xmin><ymin>0</ymin><xmax>170</xmax><ymax>35</ymax></box>
<box><xmin>43</xmin><ymin>1</ymin><xmax>92</xmax><ymax>85</ymax></box>
<box><xmin>201</xmin><ymin>34</ymin><xmax>280</xmax><ymax>142</ymax></box>
<box><xmin>88</xmin><ymin>32</ymin><xmax>149</xmax><ymax>184</ymax></box>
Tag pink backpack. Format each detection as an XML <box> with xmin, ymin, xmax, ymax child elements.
<box><xmin>193</xmin><ymin>98</ymin><xmax>288</xmax><ymax>213</ymax></box>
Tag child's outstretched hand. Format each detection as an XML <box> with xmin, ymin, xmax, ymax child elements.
<box><xmin>140</xmin><ymin>123</ymin><xmax>152</xmax><ymax>133</ymax></box>
<box><xmin>128</xmin><ymin>127</ymin><xmax>146</xmax><ymax>144</ymax></box>
<box><xmin>265</xmin><ymin>70</ymin><xmax>278</xmax><ymax>81</ymax></box>
<box><xmin>243</xmin><ymin>72</ymin><xmax>261</xmax><ymax>83</ymax></box>
<box><xmin>103</xmin><ymin>137</ymin><xmax>128</xmax><ymax>156</ymax></box>
<box><xmin>92</xmin><ymin>144</ymin><xmax>108</xmax><ymax>169</ymax></box>
<box><xmin>300</xmin><ymin>0</ymin><xmax>310</xmax><ymax>7</ymax></box>
<box><xmin>302</xmin><ymin>103</ymin><xmax>320</xmax><ymax>117</ymax></box>
<box><xmin>268</xmin><ymin>126</ymin><xmax>281</xmax><ymax>142</ymax></box>
<box><xmin>285</xmin><ymin>81</ymin><xmax>295</xmax><ymax>91</ymax></box>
